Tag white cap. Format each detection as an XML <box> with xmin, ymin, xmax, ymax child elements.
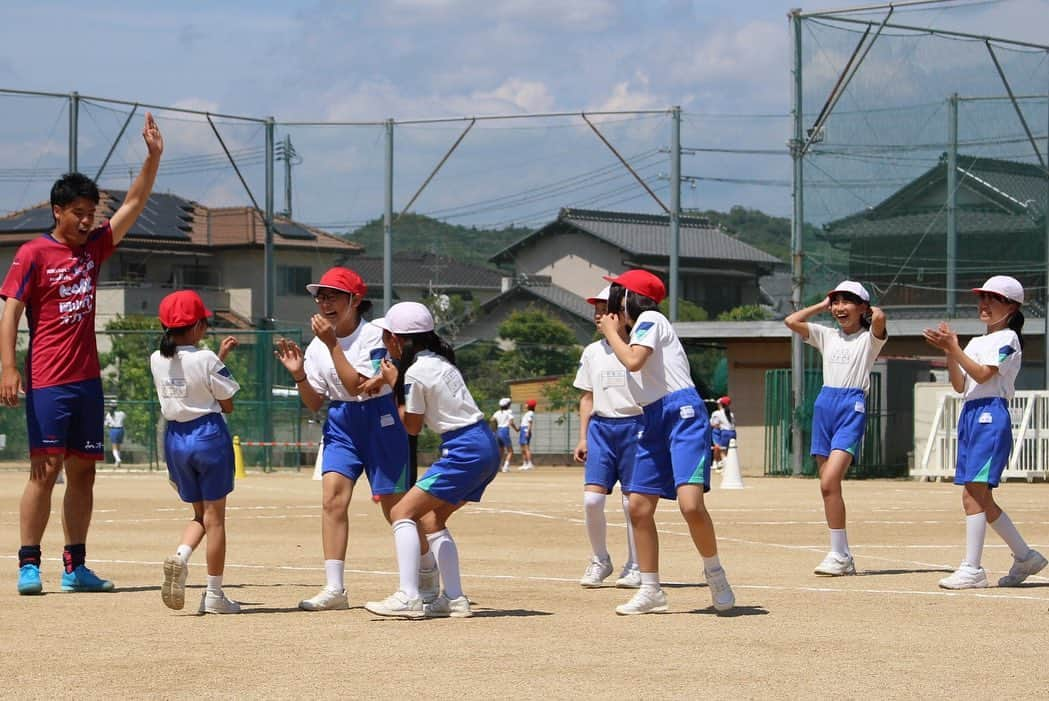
<box><xmin>586</xmin><ymin>285</ymin><xmax>611</xmax><ymax>305</ymax></box>
<box><xmin>827</xmin><ymin>280</ymin><xmax>870</xmax><ymax>303</ymax></box>
<box><xmin>370</xmin><ymin>301</ymin><xmax>435</xmax><ymax>335</ymax></box>
<box><xmin>498</xmin><ymin>397</ymin><xmax>511</xmax><ymax>408</ymax></box>
<box><xmin>972</xmin><ymin>275</ymin><xmax>1023</xmax><ymax>305</ymax></box>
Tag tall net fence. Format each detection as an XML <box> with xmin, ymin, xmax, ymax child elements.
<box><xmin>797</xmin><ymin>6</ymin><xmax>1049</xmax><ymax>314</ymax></box>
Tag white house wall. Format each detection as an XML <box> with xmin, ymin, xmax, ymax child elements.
<box><xmin>512</xmin><ymin>232</ymin><xmax>623</xmax><ymax>298</ymax></box>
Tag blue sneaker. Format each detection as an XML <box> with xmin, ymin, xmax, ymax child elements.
<box><xmin>61</xmin><ymin>565</ymin><xmax>114</xmax><ymax>592</ymax></box>
<box><xmin>18</xmin><ymin>564</ymin><xmax>43</xmax><ymax>595</ymax></box>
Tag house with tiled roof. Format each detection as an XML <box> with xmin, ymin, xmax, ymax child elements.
<box><xmin>489</xmin><ymin>207</ymin><xmax>784</xmax><ymax>317</ymax></box>
<box><xmin>0</xmin><ymin>190</ymin><xmax>361</xmax><ymax>334</ymax></box>
<box><xmin>821</xmin><ymin>154</ymin><xmax>1048</xmax><ymax>315</ymax></box>
<box><xmin>346</xmin><ymin>251</ymin><xmax>503</xmax><ymax>307</ymax></box>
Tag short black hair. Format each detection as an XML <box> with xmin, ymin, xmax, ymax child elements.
<box><xmin>50</xmin><ymin>172</ymin><xmax>100</xmax><ymax>210</ymax></box>
<box><xmin>607</xmin><ymin>282</ymin><xmax>659</xmax><ymax>325</ymax></box>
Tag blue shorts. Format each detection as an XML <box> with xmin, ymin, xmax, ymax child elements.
<box><xmin>322</xmin><ymin>394</ymin><xmax>411</xmax><ymax>496</ymax></box>
<box><xmin>416</xmin><ymin>422</ymin><xmax>500</xmax><ymax>505</ymax></box>
<box><xmin>165</xmin><ymin>413</ymin><xmax>235</xmax><ymax>503</ymax></box>
<box><xmin>810</xmin><ymin>387</ymin><xmax>867</xmax><ymax>459</ymax></box>
<box><xmin>628</xmin><ymin>387</ymin><xmax>711</xmax><ymax>499</ymax></box>
<box><xmin>955</xmin><ymin>397</ymin><xmax>1012</xmax><ymax>488</ymax></box>
<box><xmin>518</xmin><ymin>427</ymin><xmax>531</xmax><ymax>446</ymax></box>
<box><xmin>584</xmin><ymin>414</ymin><xmax>642</xmax><ymax>491</ymax></box>
<box><xmin>496</xmin><ymin>427</ymin><xmax>512</xmax><ymax>448</ymax></box>
<box><xmin>712</xmin><ymin>428</ymin><xmax>736</xmax><ymax>449</ymax></box>
<box><xmin>25</xmin><ymin>378</ymin><xmax>104</xmax><ymax>459</ymax></box>
<box><xmin>109</xmin><ymin>427</ymin><xmax>125</xmax><ymax>445</ymax></box>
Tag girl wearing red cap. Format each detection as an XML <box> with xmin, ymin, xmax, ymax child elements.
<box><xmin>923</xmin><ymin>275</ymin><xmax>1046</xmax><ymax>589</ymax></box>
<box><xmin>709</xmin><ymin>396</ymin><xmax>735</xmax><ymax>471</ymax></box>
<box><xmin>519</xmin><ymin>399</ymin><xmax>537</xmax><ymax>470</ymax></box>
<box><xmin>274</xmin><ymin>267</ymin><xmax>411</xmax><ymax>612</ymax></box>
<box><xmin>784</xmin><ymin>280</ymin><xmax>886</xmax><ymax>576</ymax></box>
<box><xmin>151</xmin><ymin>290</ymin><xmax>242</xmax><ymax>614</ymax></box>
<box><xmin>597</xmin><ymin>269</ymin><xmax>735</xmax><ymax>615</ymax></box>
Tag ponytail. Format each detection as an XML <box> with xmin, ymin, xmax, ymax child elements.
<box><xmin>159</xmin><ymin>323</ymin><xmax>196</xmax><ymax>358</ymax></box>
<box><xmin>1009</xmin><ymin>309</ymin><xmax>1025</xmax><ymax>349</ymax></box>
<box><xmin>723</xmin><ymin>405</ymin><xmax>734</xmax><ymax>424</ymax></box>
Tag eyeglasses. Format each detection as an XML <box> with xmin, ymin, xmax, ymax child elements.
<box><xmin>314</xmin><ymin>292</ymin><xmax>347</xmax><ymax>304</ymax></box>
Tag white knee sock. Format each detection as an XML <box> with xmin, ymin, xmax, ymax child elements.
<box><xmin>990</xmin><ymin>511</ymin><xmax>1029</xmax><ymax>557</ymax></box>
<box><xmin>392</xmin><ymin>518</ymin><xmax>421</xmax><ymax>599</ymax></box>
<box><xmin>583</xmin><ymin>492</ymin><xmax>609</xmax><ymax>561</ymax></box>
<box><xmin>830</xmin><ymin>528</ymin><xmax>850</xmax><ymax>557</ymax></box>
<box><xmin>324</xmin><ymin>559</ymin><xmax>345</xmax><ymax>592</ymax></box>
<box><xmin>622</xmin><ymin>494</ymin><xmax>637</xmax><ymax>569</ymax></box>
<box><xmin>965</xmin><ymin>512</ymin><xmax>987</xmax><ymax>568</ymax></box>
<box><xmin>112</xmin><ymin>448</ymin><xmax>121</xmax><ymax>463</ymax></box>
<box><xmin>427</xmin><ymin>529</ymin><xmax>463</xmax><ymax>600</ymax></box>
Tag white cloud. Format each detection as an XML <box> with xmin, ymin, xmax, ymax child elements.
<box><xmin>380</xmin><ymin>0</ymin><xmax>618</xmax><ymax>29</ymax></box>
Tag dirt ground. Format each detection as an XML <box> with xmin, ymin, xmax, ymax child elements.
<box><xmin>2</xmin><ymin>466</ymin><xmax>1047</xmax><ymax>700</ymax></box>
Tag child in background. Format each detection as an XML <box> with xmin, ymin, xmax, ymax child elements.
<box><xmin>923</xmin><ymin>275</ymin><xmax>1047</xmax><ymax>589</ymax></box>
<box><xmin>573</xmin><ymin>285</ymin><xmax>642</xmax><ymax>589</ymax></box>
<box><xmin>709</xmin><ymin>396</ymin><xmax>735</xmax><ymax>472</ymax></box>
<box><xmin>598</xmin><ymin>269</ymin><xmax>735</xmax><ymax>615</ymax></box>
<box><xmin>519</xmin><ymin>399</ymin><xmax>536</xmax><ymax>470</ymax></box>
<box><xmin>364</xmin><ymin>302</ymin><xmax>500</xmax><ymax>618</ymax></box>
<box><xmin>151</xmin><ymin>291</ymin><xmax>241</xmax><ymax>614</ymax></box>
<box><xmin>104</xmin><ymin>403</ymin><xmax>127</xmax><ymax>467</ymax></box>
<box><xmin>491</xmin><ymin>397</ymin><xmax>518</xmax><ymax>472</ymax></box>
<box><xmin>784</xmin><ymin>281</ymin><xmax>887</xmax><ymax>576</ymax></box>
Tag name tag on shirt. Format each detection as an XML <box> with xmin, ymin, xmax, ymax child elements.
<box><xmin>602</xmin><ymin>370</ymin><xmax>627</xmax><ymax>388</ymax></box>
<box><xmin>160</xmin><ymin>378</ymin><xmax>187</xmax><ymax>398</ymax></box>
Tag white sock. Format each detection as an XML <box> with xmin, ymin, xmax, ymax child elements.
<box><xmin>420</xmin><ymin>550</ymin><xmax>436</xmax><ymax>571</ymax></box>
<box><xmin>175</xmin><ymin>544</ymin><xmax>193</xmax><ymax>564</ymax></box>
<box><xmin>113</xmin><ymin>449</ymin><xmax>121</xmax><ymax>462</ymax></box>
<box><xmin>393</xmin><ymin>518</ymin><xmax>421</xmax><ymax>599</ymax></box>
<box><xmin>965</xmin><ymin>512</ymin><xmax>987</xmax><ymax>568</ymax></box>
<box><xmin>583</xmin><ymin>492</ymin><xmax>609</xmax><ymax>561</ymax></box>
<box><xmin>830</xmin><ymin>528</ymin><xmax>850</xmax><ymax>557</ymax></box>
<box><xmin>206</xmin><ymin>574</ymin><xmax>222</xmax><ymax>595</ymax></box>
<box><xmin>640</xmin><ymin>571</ymin><xmax>660</xmax><ymax>591</ymax></box>
<box><xmin>324</xmin><ymin>559</ymin><xmax>345</xmax><ymax>592</ymax></box>
<box><xmin>622</xmin><ymin>494</ymin><xmax>638</xmax><ymax>569</ymax></box>
<box><xmin>990</xmin><ymin>511</ymin><xmax>1029</xmax><ymax>558</ymax></box>
<box><xmin>702</xmin><ymin>555</ymin><xmax>722</xmax><ymax>573</ymax></box>
<box><xmin>427</xmin><ymin>529</ymin><xmax>463</xmax><ymax>600</ymax></box>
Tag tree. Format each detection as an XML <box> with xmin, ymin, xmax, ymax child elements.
<box><xmin>717</xmin><ymin>304</ymin><xmax>773</xmax><ymax>321</ymax></box>
<box><xmin>660</xmin><ymin>298</ymin><xmax>708</xmax><ymax>321</ymax></box>
<box><xmin>496</xmin><ymin>307</ymin><xmax>580</xmax><ymax>379</ymax></box>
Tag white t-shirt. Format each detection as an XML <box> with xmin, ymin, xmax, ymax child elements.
<box><xmin>573</xmin><ymin>339</ymin><xmax>643</xmax><ymax>418</ymax></box>
<box><xmin>491</xmin><ymin>408</ymin><xmax>515</xmax><ymax>428</ymax></box>
<box><xmin>303</xmin><ymin>320</ymin><xmax>391</xmax><ymax>402</ymax></box>
<box><xmin>403</xmin><ymin>351</ymin><xmax>484</xmax><ymax>435</ymax></box>
<box><xmin>961</xmin><ymin>329</ymin><xmax>1022</xmax><ymax>401</ymax></box>
<box><xmin>104</xmin><ymin>410</ymin><xmax>127</xmax><ymax>428</ymax></box>
<box><xmin>521</xmin><ymin>410</ymin><xmax>535</xmax><ymax>431</ymax></box>
<box><xmin>710</xmin><ymin>408</ymin><xmax>734</xmax><ymax>431</ymax></box>
<box><xmin>627</xmin><ymin>310</ymin><xmax>694</xmax><ymax>407</ymax></box>
<box><xmin>150</xmin><ymin>346</ymin><xmax>241</xmax><ymax>423</ymax></box>
<box><xmin>805</xmin><ymin>324</ymin><xmax>887</xmax><ymax>393</ymax></box>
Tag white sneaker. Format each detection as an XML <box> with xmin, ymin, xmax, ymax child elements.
<box><xmin>705</xmin><ymin>567</ymin><xmax>735</xmax><ymax>612</ymax></box>
<box><xmin>365</xmin><ymin>590</ymin><xmax>424</xmax><ymax>618</ymax></box>
<box><xmin>299</xmin><ymin>587</ymin><xmax>349</xmax><ymax>611</ymax></box>
<box><xmin>713</xmin><ymin>460</ymin><xmax>724</xmax><ymax>472</ymax></box>
<box><xmin>998</xmin><ymin>549</ymin><xmax>1048</xmax><ymax>587</ymax></box>
<box><xmin>419</xmin><ymin>567</ymin><xmax>440</xmax><ymax>603</ymax></box>
<box><xmin>615</xmin><ymin>565</ymin><xmax>641</xmax><ymax>589</ymax></box>
<box><xmin>161</xmin><ymin>556</ymin><xmax>188</xmax><ymax>611</ymax></box>
<box><xmin>814</xmin><ymin>552</ymin><xmax>856</xmax><ymax>576</ymax></box>
<box><xmin>424</xmin><ymin>593</ymin><xmax>473</xmax><ymax>618</ymax></box>
<box><xmin>198</xmin><ymin>591</ymin><xmax>241</xmax><ymax>614</ymax></box>
<box><xmin>579</xmin><ymin>556</ymin><xmax>614</xmax><ymax>587</ymax></box>
<box><xmin>615</xmin><ymin>587</ymin><xmax>668</xmax><ymax>615</ymax></box>
<box><xmin>939</xmin><ymin>563</ymin><xmax>989</xmax><ymax>590</ymax></box>
<box><xmin>519</xmin><ymin>464</ymin><xmax>533</xmax><ymax>471</ymax></box>
<box><xmin>500</xmin><ymin>463</ymin><xmax>510</xmax><ymax>473</ymax></box>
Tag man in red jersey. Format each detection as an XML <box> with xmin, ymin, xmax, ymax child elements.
<box><xmin>0</xmin><ymin>113</ymin><xmax>163</xmax><ymax>595</ymax></box>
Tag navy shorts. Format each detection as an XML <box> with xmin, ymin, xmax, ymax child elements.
<box><xmin>165</xmin><ymin>413</ymin><xmax>235</xmax><ymax>503</ymax></box>
<box><xmin>628</xmin><ymin>387</ymin><xmax>711</xmax><ymax>499</ymax></box>
<box><xmin>25</xmin><ymin>378</ymin><xmax>104</xmax><ymax>459</ymax></box>
<box><xmin>416</xmin><ymin>422</ymin><xmax>500</xmax><ymax>505</ymax></box>
<box><xmin>712</xmin><ymin>428</ymin><xmax>736</xmax><ymax>449</ymax></box>
<box><xmin>109</xmin><ymin>427</ymin><xmax>125</xmax><ymax>445</ymax></box>
<box><xmin>584</xmin><ymin>414</ymin><xmax>642</xmax><ymax>492</ymax></box>
<box><xmin>955</xmin><ymin>397</ymin><xmax>1012</xmax><ymax>488</ymax></box>
<box><xmin>810</xmin><ymin>387</ymin><xmax>867</xmax><ymax>459</ymax></box>
<box><xmin>496</xmin><ymin>427</ymin><xmax>512</xmax><ymax>448</ymax></box>
<box><xmin>519</xmin><ymin>427</ymin><xmax>531</xmax><ymax>446</ymax></box>
<box><xmin>322</xmin><ymin>394</ymin><xmax>411</xmax><ymax>495</ymax></box>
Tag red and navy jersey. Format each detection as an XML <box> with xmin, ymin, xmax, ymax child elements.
<box><xmin>0</xmin><ymin>224</ymin><xmax>115</xmax><ymax>389</ymax></box>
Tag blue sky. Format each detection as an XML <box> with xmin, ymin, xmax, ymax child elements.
<box><xmin>1</xmin><ymin>0</ymin><xmax>1047</xmax><ymax>232</ymax></box>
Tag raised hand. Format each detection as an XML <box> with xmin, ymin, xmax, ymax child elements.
<box><xmin>218</xmin><ymin>335</ymin><xmax>239</xmax><ymax>361</ymax></box>
<box><xmin>311</xmin><ymin>313</ymin><xmax>337</xmax><ymax>349</ymax></box>
<box><xmin>273</xmin><ymin>337</ymin><xmax>305</xmax><ymax>376</ymax></box>
<box><xmin>142</xmin><ymin>112</ymin><xmax>163</xmax><ymax>157</ymax></box>
<box><xmin>379</xmin><ymin>357</ymin><xmax>398</xmax><ymax>388</ymax></box>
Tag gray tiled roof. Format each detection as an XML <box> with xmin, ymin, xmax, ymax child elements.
<box><xmin>491</xmin><ymin>208</ymin><xmax>782</xmax><ymax>268</ymax></box>
<box><xmin>482</xmin><ymin>281</ymin><xmax>594</xmax><ymax>322</ymax></box>
<box><xmin>348</xmin><ymin>252</ymin><xmax>502</xmax><ymax>290</ymax></box>
<box><xmin>824</xmin><ymin>208</ymin><xmax>1040</xmax><ymax>239</ymax></box>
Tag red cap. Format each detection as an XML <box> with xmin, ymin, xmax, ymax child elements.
<box><xmin>158</xmin><ymin>290</ymin><xmax>211</xmax><ymax>328</ymax></box>
<box><xmin>718</xmin><ymin>396</ymin><xmax>731</xmax><ymax>406</ymax></box>
<box><xmin>306</xmin><ymin>267</ymin><xmax>367</xmax><ymax>298</ymax></box>
<box><xmin>526</xmin><ymin>399</ymin><xmax>537</xmax><ymax>409</ymax></box>
<box><xmin>603</xmin><ymin>269</ymin><xmax>667</xmax><ymax>304</ymax></box>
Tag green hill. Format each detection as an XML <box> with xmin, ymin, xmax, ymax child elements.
<box><xmin>343</xmin><ymin>214</ymin><xmax>530</xmax><ymax>266</ymax></box>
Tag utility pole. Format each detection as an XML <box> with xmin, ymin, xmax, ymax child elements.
<box><xmin>275</xmin><ymin>135</ymin><xmax>299</xmax><ymax>218</ymax></box>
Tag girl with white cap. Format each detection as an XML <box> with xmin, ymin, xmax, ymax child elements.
<box><xmin>785</xmin><ymin>280</ymin><xmax>887</xmax><ymax>576</ymax></box>
<box><xmin>598</xmin><ymin>269</ymin><xmax>735</xmax><ymax>615</ymax></box>
<box><xmin>923</xmin><ymin>275</ymin><xmax>1047</xmax><ymax>589</ymax></box>
<box><xmin>274</xmin><ymin>267</ymin><xmax>412</xmax><ymax>612</ymax></box>
<box><xmin>573</xmin><ymin>284</ymin><xmax>642</xmax><ymax>589</ymax></box>
<box><xmin>491</xmin><ymin>397</ymin><xmax>518</xmax><ymax>472</ymax></box>
<box><xmin>363</xmin><ymin>301</ymin><xmax>500</xmax><ymax>618</ymax></box>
